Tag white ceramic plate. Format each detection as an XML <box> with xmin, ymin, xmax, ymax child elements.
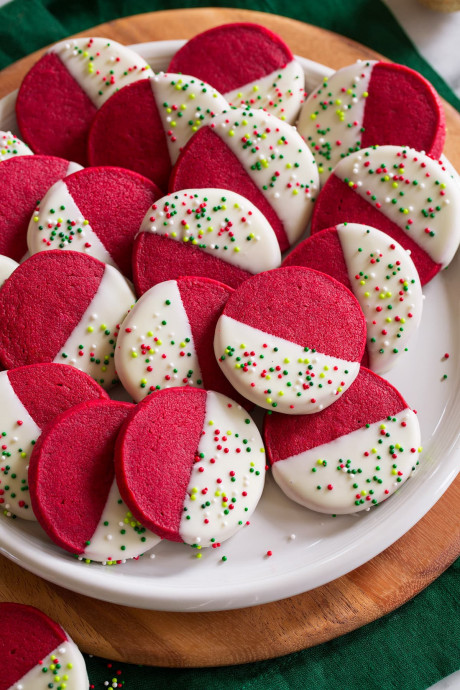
<box><xmin>0</xmin><ymin>41</ymin><xmax>458</xmax><ymax>612</ymax></box>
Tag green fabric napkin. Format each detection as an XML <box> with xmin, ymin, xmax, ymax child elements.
<box><xmin>0</xmin><ymin>1</ymin><xmax>458</xmax><ymax>688</ymax></box>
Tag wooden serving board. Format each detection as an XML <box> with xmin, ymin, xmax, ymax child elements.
<box><xmin>0</xmin><ymin>8</ymin><xmax>459</xmax><ymax>669</ymax></box>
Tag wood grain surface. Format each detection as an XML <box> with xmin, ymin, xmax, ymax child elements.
<box><xmin>0</xmin><ymin>8</ymin><xmax>458</xmax><ymax>669</ymax></box>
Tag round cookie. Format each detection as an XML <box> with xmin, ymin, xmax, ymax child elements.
<box><xmin>0</xmin><ymin>363</ymin><xmax>107</xmax><ymax>521</ymax></box>
<box><xmin>168</xmin><ymin>23</ymin><xmax>306</xmax><ymax>124</ymax></box>
<box><xmin>0</xmin><ymin>155</ymin><xmax>81</xmax><ymax>262</ymax></box>
<box><xmin>28</xmin><ymin>399</ymin><xmax>160</xmax><ymax>563</ymax></box>
<box><xmin>133</xmin><ymin>188</ymin><xmax>282</xmax><ymax>294</ymax></box>
<box><xmin>0</xmin><ymin>255</ymin><xmax>18</xmax><ymax>287</ymax></box>
<box><xmin>265</xmin><ymin>367</ymin><xmax>422</xmax><ymax>514</ymax></box>
<box><xmin>283</xmin><ymin>223</ymin><xmax>423</xmax><ymax>374</ymax></box>
<box><xmin>0</xmin><ymin>130</ymin><xmax>33</xmax><ymax>161</ymax></box>
<box><xmin>169</xmin><ymin>107</ymin><xmax>319</xmax><ymax>252</ymax></box>
<box><xmin>16</xmin><ymin>37</ymin><xmax>152</xmax><ymax>166</ymax></box>
<box><xmin>88</xmin><ymin>73</ymin><xmax>229</xmax><ymax>189</ymax></box>
<box><xmin>115</xmin><ymin>387</ymin><xmax>266</xmax><ymax>546</ymax></box>
<box><xmin>27</xmin><ymin>166</ymin><xmax>161</xmax><ymax>279</ymax></box>
<box><xmin>0</xmin><ymin>602</ymin><xmax>88</xmax><ymax>690</ymax></box>
<box><xmin>311</xmin><ymin>145</ymin><xmax>460</xmax><ymax>285</ymax></box>
<box><xmin>116</xmin><ymin>276</ymin><xmax>249</xmax><ymax>407</ymax></box>
<box><xmin>214</xmin><ymin>266</ymin><xmax>367</xmax><ymax>414</ymax></box>
<box><xmin>297</xmin><ymin>60</ymin><xmax>446</xmax><ymax>186</ymax></box>
<box><xmin>0</xmin><ymin>251</ymin><xmax>135</xmax><ymax>388</ymax></box>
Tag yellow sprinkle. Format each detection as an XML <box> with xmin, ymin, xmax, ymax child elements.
<box><xmin>87</xmin><ymin>326</ymin><xmax>94</xmax><ymax>333</ymax></box>
<box><xmin>380</xmin><ymin>424</ymin><xmax>386</xmax><ymax>429</ymax></box>
<box><xmin>266</xmin><ymin>374</ymin><xmax>271</xmax><ymax>380</ymax></box>
<box><xmin>335</xmin><ymin>99</ymin><xmax>342</xmax><ymax>105</ymax></box>
<box><xmin>33</xmin><ymin>216</ymin><xmax>39</xmax><ymax>222</ymax></box>
<box><xmin>266</xmin><ymin>397</ymin><xmax>272</xmax><ymax>404</ymax></box>
<box><xmin>196</xmin><ymin>553</ymin><xmax>202</xmax><ymax>559</ymax></box>
<box><xmin>364</xmin><ymin>291</ymin><xmax>370</xmax><ymax>297</ymax></box>
<box><xmin>157</xmin><ymin>339</ymin><xmax>162</xmax><ymax>345</ymax></box>
<box><xmin>284</xmin><ymin>358</ymin><xmax>290</xmax><ymax>363</ymax></box>
<box><xmin>252</xmin><ymin>85</ymin><xmax>259</xmax><ymax>92</ymax></box>
<box><xmin>171</xmin><ymin>231</ymin><xmax>177</xmax><ymax>238</ymax></box>
<box><xmin>319</xmin><ymin>373</ymin><xmax>325</xmax><ymax>379</ymax></box>
<box><xmin>361</xmin><ymin>490</ymin><xmax>367</xmax><ymax>496</ymax></box>
<box><xmin>392</xmin><ymin>469</ymin><xmax>397</xmax><ymax>475</ymax></box>
<box><xmin>362</xmin><ymin>91</ymin><xmax>369</xmax><ymax>97</ymax></box>
<box><xmin>286</xmin><ymin>163</ymin><xmax>292</xmax><ymax>169</ymax></box>
<box><xmin>207</xmin><ymin>226</ymin><xmax>213</xmax><ymax>233</ymax></box>
<box><xmin>337</xmin><ymin>386</ymin><xmax>342</xmax><ymax>392</ymax></box>
<box><xmin>360</xmin><ymin>280</ymin><xmax>366</xmax><ymax>286</ymax></box>
<box><xmin>189</xmin><ymin>93</ymin><xmax>196</xmax><ymax>99</ymax></box>
<box><xmin>234</xmin><ymin>246</ymin><xmax>240</xmax><ymax>253</ymax></box>
<box><xmin>83</xmin><ymin>219</ymin><xmax>89</xmax><ymax>226</ymax></box>
<box><xmin>292</xmin><ymin>189</ymin><xmax>298</xmax><ymax>195</ymax></box>
<box><xmin>278</xmin><ymin>391</ymin><xmax>284</xmax><ymax>396</ymax></box>
<box><xmin>100</xmin><ymin>323</ymin><xmax>107</xmax><ymax>330</ymax></box>
<box><xmin>392</xmin><ymin>182</ymin><xmax>398</xmax><ymax>188</ymax></box>
<box><xmin>229</xmin><ymin>130</ymin><xmax>235</xmax><ymax>137</ymax></box>
<box><xmin>208</xmin><ymin>420</ymin><xmax>214</xmax><ymax>426</ymax></box>
<box><xmin>323</xmin><ymin>365</ymin><xmax>329</xmax><ymax>371</ymax></box>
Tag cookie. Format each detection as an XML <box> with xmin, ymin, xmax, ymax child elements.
<box><xmin>0</xmin><ymin>363</ymin><xmax>107</xmax><ymax>521</ymax></box>
<box><xmin>115</xmin><ymin>387</ymin><xmax>265</xmax><ymax>546</ymax></box>
<box><xmin>297</xmin><ymin>60</ymin><xmax>446</xmax><ymax>186</ymax></box>
<box><xmin>133</xmin><ymin>188</ymin><xmax>282</xmax><ymax>294</ymax></box>
<box><xmin>88</xmin><ymin>73</ymin><xmax>229</xmax><ymax>189</ymax></box>
<box><xmin>16</xmin><ymin>37</ymin><xmax>152</xmax><ymax>166</ymax></box>
<box><xmin>28</xmin><ymin>399</ymin><xmax>160</xmax><ymax>563</ymax></box>
<box><xmin>214</xmin><ymin>266</ymin><xmax>367</xmax><ymax>414</ymax></box>
<box><xmin>0</xmin><ymin>602</ymin><xmax>88</xmax><ymax>690</ymax></box>
<box><xmin>168</xmin><ymin>23</ymin><xmax>306</xmax><ymax>124</ymax></box>
<box><xmin>116</xmin><ymin>276</ymin><xmax>250</xmax><ymax>408</ymax></box>
<box><xmin>311</xmin><ymin>145</ymin><xmax>460</xmax><ymax>284</ymax></box>
<box><xmin>283</xmin><ymin>223</ymin><xmax>423</xmax><ymax>374</ymax></box>
<box><xmin>0</xmin><ymin>251</ymin><xmax>135</xmax><ymax>388</ymax></box>
<box><xmin>0</xmin><ymin>155</ymin><xmax>81</xmax><ymax>262</ymax></box>
<box><xmin>265</xmin><ymin>367</ymin><xmax>422</xmax><ymax>514</ymax></box>
<box><xmin>0</xmin><ymin>255</ymin><xmax>18</xmax><ymax>288</ymax></box>
<box><xmin>27</xmin><ymin>166</ymin><xmax>161</xmax><ymax>279</ymax></box>
<box><xmin>0</xmin><ymin>130</ymin><xmax>33</xmax><ymax>161</ymax></box>
<box><xmin>169</xmin><ymin>107</ymin><xmax>319</xmax><ymax>252</ymax></box>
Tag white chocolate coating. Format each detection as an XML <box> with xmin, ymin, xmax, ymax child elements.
<box><xmin>179</xmin><ymin>391</ymin><xmax>266</xmax><ymax>546</ymax></box>
<box><xmin>226</xmin><ymin>60</ymin><xmax>306</xmax><ymax>125</ymax></box>
<box><xmin>0</xmin><ymin>372</ymin><xmax>40</xmax><ymax>520</ymax></box>
<box><xmin>139</xmin><ymin>188</ymin><xmax>281</xmax><ymax>274</ymax></box>
<box><xmin>49</xmin><ymin>37</ymin><xmax>151</xmax><ymax>107</ymax></box>
<box><xmin>210</xmin><ymin>108</ymin><xmax>319</xmax><ymax>245</ymax></box>
<box><xmin>53</xmin><ymin>264</ymin><xmax>136</xmax><ymax>389</ymax></box>
<box><xmin>214</xmin><ymin>315</ymin><xmax>359</xmax><ymax>414</ymax></box>
<box><xmin>0</xmin><ymin>130</ymin><xmax>33</xmax><ymax>161</ymax></box>
<box><xmin>0</xmin><ymin>255</ymin><xmax>18</xmax><ymax>287</ymax></box>
<box><xmin>297</xmin><ymin>61</ymin><xmax>374</xmax><ymax>186</ymax></box>
<box><xmin>8</xmin><ymin>638</ymin><xmax>88</xmax><ymax>690</ymax></box>
<box><xmin>272</xmin><ymin>408</ymin><xmax>421</xmax><ymax>514</ymax></box>
<box><xmin>115</xmin><ymin>280</ymin><xmax>202</xmax><ymax>402</ymax></box>
<box><xmin>333</xmin><ymin>145</ymin><xmax>460</xmax><ymax>267</ymax></box>
<box><xmin>150</xmin><ymin>73</ymin><xmax>229</xmax><ymax>164</ymax></box>
<box><xmin>27</xmin><ymin>179</ymin><xmax>117</xmax><ymax>267</ymax></box>
<box><xmin>82</xmin><ymin>479</ymin><xmax>160</xmax><ymax>563</ymax></box>
<box><xmin>337</xmin><ymin>223</ymin><xmax>423</xmax><ymax>374</ymax></box>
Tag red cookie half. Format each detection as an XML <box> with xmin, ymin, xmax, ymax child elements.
<box><xmin>0</xmin><ymin>603</ymin><xmax>88</xmax><ymax>690</ymax></box>
<box><xmin>115</xmin><ymin>387</ymin><xmax>266</xmax><ymax>546</ymax></box>
<box><xmin>27</xmin><ymin>166</ymin><xmax>161</xmax><ymax>278</ymax></box>
<box><xmin>265</xmin><ymin>367</ymin><xmax>421</xmax><ymax>514</ymax></box>
<box><xmin>0</xmin><ymin>155</ymin><xmax>80</xmax><ymax>262</ymax></box>
<box><xmin>214</xmin><ymin>266</ymin><xmax>367</xmax><ymax>414</ymax></box>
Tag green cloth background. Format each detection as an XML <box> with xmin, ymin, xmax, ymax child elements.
<box><xmin>0</xmin><ymin>1</ymin><xmax>458</xmax><ymax>688</ymax></box>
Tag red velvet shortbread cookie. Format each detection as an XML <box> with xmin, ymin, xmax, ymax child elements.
<box><xmin>168</xmin><ymin>23</ymin><xmax>306</xmax><ymax>124</ymax></box>
<box><xmin>0</xmin><ymin>155</ymin><xmax>81</xmax><ymax>262</ymax></box>
<box><xmin>297</xmin><ymin>60</ymin><xmax>446</xmax><ymax>186</ymax></box>
<box><xmin>29</xmin><ymin>399</ymin><xmax>160</xmax><ymax>563</ymax></box>
<box><xmin>0</xmin><ymin>255</ymin><xmax>18</xmax><ymax>288</ymax></box>
<box><xmin>283</xmin><ymin>223</ymin><xmax>423</xmax><ymax>374</ymax></box>
<box><xmin>116</xmin><ymin>276</ymin><xmax>249</xmax><ymax>407</ymax></box>
<box><xmin>0</xmin><ymin>130</ymin><xmax>33</xmax><ymax>161</ymax></box>
<box><xmin>0</xmin><ymin>602</ymin><xmax>88</xmax><ymax>690</ymax></box>
<box><xmin>133</xmin><ymin>188</ymin><xmax>281</xmax><ymax>294</ymax></box>
<box><xmin>214</xmin><ymin>266</ymin><xmax>367</xmax><ymax>414</ymax></box>
<box><xmin>0</xmin><ymin>363</ymin><xmax>107</xmax><ymax>520</ymax></box>
<box><xmin>88</xmin><ymin>73</ymin><xmax>229</xmax><ymax>189</ymax></box>
<box><xmin>311</xmin><ymin>145</ymin><xmax>460</xmax><ymax>284</ymax></box>
<box><xmin>0</xmin><ymin>251</ymin><xmax>135</xmax><ymax>388</ymax></box>
<box><xmin>16</xmin><ymin>37</ymin><xmax>152</xmax><ymax>166</ymax></box>
<box><xmin>170</xmin><ymin>108</ymin><xmax>319</xmax><ymax>252</ymax></box>
<box><xmin>115</xmin><ymin>387</ymin><xmax>265</xmax><ymax>546</ymax></box>
<box><xmin>265</xmin><ymin>367</ymin><xmax>422</xmax><ymax>514</ymax></box>
<box><xmin>27</xmin><ymin>166</ymin><xmax>161</xmax><ymax>279</ymax></box>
